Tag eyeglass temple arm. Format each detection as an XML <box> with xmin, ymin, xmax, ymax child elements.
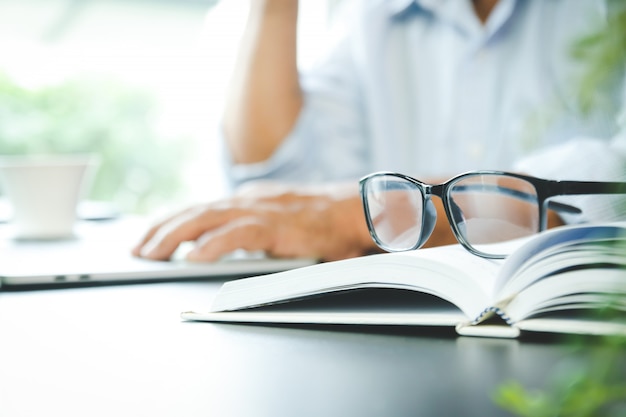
<box><xmin>548</xmin><ymin>180</ymin><xmax>626</xmax><ymax>196</ymax></box>
<box><xmin>538</xmin><ymin>179</ymin><xmax>626</xmax><ymax>230</ymax></box>
<box><xmin>542</xmin><ymin>180</ymin><xmax>626</xmax><ymax>213</ymax></box>
<box><xmin>454</xmin><ymin>184</ymin><xmax>583</xmax><ymax>214</ymax></box>
<box><xmin>546</xmin><ymin>200</ymin><xmax>581</xmax><ymax>214</ymax></box>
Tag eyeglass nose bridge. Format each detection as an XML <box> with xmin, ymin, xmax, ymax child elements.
<box><xmin>416</xmin><ymin>189</ymin><xmax>438</xmax><ymax>249</ymax></box>
<box><xmin>417</xmin><ymin>183</ymin><xmax>465</xmax><ymax>250</ymax></box>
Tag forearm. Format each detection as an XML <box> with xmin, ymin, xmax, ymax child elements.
<box><xmin>223</xmin><ymin>0</ymin><xmax>303</xmax><ymax>164</ymax></box>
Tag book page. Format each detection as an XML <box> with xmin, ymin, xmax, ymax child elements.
<box><xmin>503</xmin><ymin>268</ymin><xmax>626</xmax><ymax>323</ymax></box>
<box><xmin>404</xmin><ymin>245</ymin><xmax>502</xmax><ymax>300</ymax></box>
<box><xmin>210</xmin><ymin>244</ymin><xmax>502</xmax><ymax>320</ymax></box>
<box><xmin>516</xmin><ymin>317</ymin><xmax>626</xmax><ymax>337</ymax></box>
<box><xmin>494</xmin><ymin>223</ymin><xmax>626</xmax><ymax>296</ymax></box>
<box><xmin>492</xmin><ymin>223</ymin><xmax>626</xmax><ymax>324</ymax></box>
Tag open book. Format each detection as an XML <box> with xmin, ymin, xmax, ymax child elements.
<box><xmin>182</xmin><ymin>223</ymin><xmax>626</xmax><ymax>338</ymax></box>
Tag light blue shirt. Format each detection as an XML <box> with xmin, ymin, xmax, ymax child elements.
<box><xmin>224</xmin><ymin>0</ymin><xmax>625</xmax><ymax>219</ymax></box>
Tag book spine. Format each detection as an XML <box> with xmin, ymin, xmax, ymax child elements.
<box><xmin>471</xmin><ymin>306</ymin><xmax>514</xmax><ymax>326</ymax></box>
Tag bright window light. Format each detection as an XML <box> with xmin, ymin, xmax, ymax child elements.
<box><xmin>0</xmin><ymin>0</ymin><xmax>333</xmax><ymax>214</ymax></box>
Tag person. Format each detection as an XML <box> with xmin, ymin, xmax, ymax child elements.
<box><xmin>132</xmin><ymin>0</ymin><xmax>626</xmax><ymax>263</ymax></box>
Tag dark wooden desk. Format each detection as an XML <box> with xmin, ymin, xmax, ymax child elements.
<box><xmin>0</xmin><ymin>281</ymin><xmax>612</xmax><ymax>417</ymax></box>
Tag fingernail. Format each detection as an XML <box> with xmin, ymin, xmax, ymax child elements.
<box><xmin>186</xmin><ymin>247</ymin><xmax>201</xmax><ymax>261</ymax></box>
<box><xmin>140</xmin><ymin>241</ymin><xmax>158</xmax><ymax>259</ymax></box>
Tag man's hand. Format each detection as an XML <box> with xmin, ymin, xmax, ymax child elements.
<box><xmin>132</xmin><ymin>182</ymin><xmax>378</xmax><ymax>262</ymax></box>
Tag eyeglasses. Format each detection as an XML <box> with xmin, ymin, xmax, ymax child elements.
<box><xmin>359</xmin><ymin>171</ymin><xmax>626</xmax><ymax>259</ymax></box>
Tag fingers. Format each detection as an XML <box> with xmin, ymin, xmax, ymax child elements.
<box><xmin>131</xmin><ymin>207</ymin><xmax>197</xmax><ymax>257</ymax></box>
<box><xmin>136</xmin><ymin>211</ymin><xmax>202</xmax><ymax>260</ymax></box>
<box><xmin>132</xmin><ymin>184</ymin><xmax>373</xmax><ymax>263</ymax></box>
<box><xmin>186</xmin><ymin>217</ymin><xmax>275</xmax><ymax>262</ymax></box>
<box><xmin>133</xmin><ymin>199</ymin><xmax>307</xmax><ymax>262</ymax></box>
<box><xmin>133</xmin><ymin>204</ymin><xmax>244</xmax><ymax>261</ymax></box>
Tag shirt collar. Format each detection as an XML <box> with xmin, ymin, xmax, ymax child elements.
<box><xmin>386</xmin><ymin>0</ymin><xmax>417</xmax><ymax>16</ymax></box>
<box><xmin>387</xmin><ymin>0</ymin><xmax>519</xmax><ymax>39</ymax></box>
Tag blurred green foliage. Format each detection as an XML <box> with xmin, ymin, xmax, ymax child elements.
<box><xmin>571</xmin><ymin>1</ymin><xmax>626</xmax><ymax>114</ymax></box>
<box><xmin>0</xmin><ymin>72</ymin><xmax>191</xmax><ymax>213</ymax></box>
<box><xmin>494</xmin><ymin>332</ymin><xmax>626</xmax><ymax>417</ymax></box>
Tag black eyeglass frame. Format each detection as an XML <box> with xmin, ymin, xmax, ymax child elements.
<box><xmin>359</xmin><ymin>170</ymin><xmax>626</xmax><ymax>259</ymax></box>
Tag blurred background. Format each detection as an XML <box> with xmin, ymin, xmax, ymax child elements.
<box><xmin>0</xmin><ymin>0</ymin><xmax>336</xmax><ymax>215</ymax></box>
<box><xmin>1</xmin><ymin>0</ymin><xmax>622</xmax><ymax>218</ymax></box>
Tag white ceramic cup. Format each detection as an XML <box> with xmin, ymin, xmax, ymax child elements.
<box><xmin>0</xmin><ymin>154</ymin><xmax>96</xmax><ymax>240</ymax></box>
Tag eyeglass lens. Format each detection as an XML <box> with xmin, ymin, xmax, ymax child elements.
<box><xmin>448</xmin><ymin>174</ymin><xmax>540</xmax><ymax>256</ymax></box>
<box><xmin>363</xmin><ymin>173</ymin><xmax>541</xmax><ymax>256</ymax></box>
<box><xmin>364</xmin><ymin>176</ymin><xmax>425</xmax><ymax>251</ymax></box>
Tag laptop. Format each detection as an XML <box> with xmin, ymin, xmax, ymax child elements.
<box><xmin>0</xmin><ymin>216</ymin><xmax>316</xmax><ymax>289</ymax></box>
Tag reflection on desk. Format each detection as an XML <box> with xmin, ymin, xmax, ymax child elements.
<box><xmin>0</xmin><ymin>281</ymin><xmax>623</xmax><ymax>417</ymax></box>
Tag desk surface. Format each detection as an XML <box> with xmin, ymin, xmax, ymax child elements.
<box><xmin>0</xmin><ymin>281</ymin><xmax>616</xmax><ymax>417</ymax></box>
